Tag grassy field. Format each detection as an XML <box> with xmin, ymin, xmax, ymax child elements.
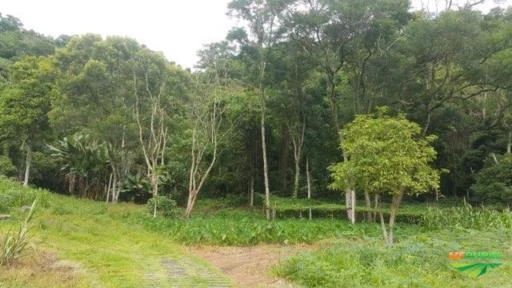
<box><xmin>0</xmin><ymin>180</ymin><xmax>231</xmax><ymax>288</ymax></box>
<box><xmin>1</xmin><ymin>179</ymin><xmax>512</xmax><ymax>287</ymax></box>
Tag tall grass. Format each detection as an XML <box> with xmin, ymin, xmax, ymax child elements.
<box><xmin>420</xmin><ymin>202</ymin><xmax>512</xmax><ymax>230</ymax></box>
<box><xmin>0</xmin><ymin>200</ymin><xmax>37</xmax><ymax>266</ymax></box>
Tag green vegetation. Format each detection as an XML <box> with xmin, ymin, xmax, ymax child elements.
<box><xmin>275</xmin><ymin>229</ymin><xmax>512</xmax><ymax>288</ymax></box>
<box><xmin>472</xmin><ymin>154</ymin><xmax>512</xmax><ymax>203</ymax></box>
<box><xmin>0</xmin><ymin>180</ymin><xmax>231</xmax><ymax>288</ymax></box>
<box><xmin>2</xmin><ymin>179</ymin><xmax>512</xmax><ymax>287</ymax></box>
<box><xmin>2</xmin><ymin>1</ymin><xmax>512</xmax><ymax>287</ymax></box>
<box><xmin>420</xmin><ymin>203</ymin><xmax>512</xmax><ymax>231</ymax></box>
<box><xmin>329</xmin><ymin>110</ymin><xmax>441</xmax><ymax>245</ymax></box>
<box><xmin>127</xmin><ymin>208</ymin><xmax>384</xmax><ymax>245</ymax></box>
<box><xmin>0</xmin><ymin>200</ymin><xmax>36</xmax><ymax>266</ymax></box>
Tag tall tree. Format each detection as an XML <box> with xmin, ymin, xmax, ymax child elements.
<box><xmin>0</xmin><ymin>56</ymin><xmax>55</xmax><ymax>186</ymax></box>
<box><xmin>228</xmin><ymin>0</ymin><xmax>294</xmax><ymax>219</ymax></box>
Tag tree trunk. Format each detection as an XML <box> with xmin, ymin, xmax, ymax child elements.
<box><xmin>112</xmin><ymin>172</ymin><xmax>118</xmax><ymax>203</ymax></box>
<box><xmin>340</xmin><ymin>131</ymin><xmax>356</xmax><ymax>224</ymax></box>
<box><xmin>279</xmin><ymin>124</ymin><xmax>290</xmax><ymax>195</ymax></box>
<box><xmin>507</xmin><ymin>131</ymin><xmax>511</xmax><ymax>154</ymax></box>
<box><xmin>106</xmin><ymin>173</ymin><xmax>112</xmax><ymax>203</ymax></box>
<box><xmin>185</xmin><ymin>190</ymin><xmax>197</xmax><ymax>218</ymax></box>
<box><xmin>345</xmin><ymin>188</ymin><xmax>356</xmax><ymax>224</ymax></box>
<box><xmin>293</xmin><ymin>159</ymin><xmax>300</xmax><ymax>199</ymax></box>
<box><xmin>291</xmin><ymin>121</ymin><xmax>305</xmax><ymax>199</ymax></box>
<box><xmin>364</xmin><ymin>190</ymin><xmax>373</xmax><ymax>222</ymax></box>
<box><xmin>380</xmin><ymin>190</ymin><xmax>404</xmax><ymax>247</ymax></box>
<box><xmin>23</xmin><ymin>145</ymin><xmax>32</xmax><ymax>187</ymax></box>
<box><xmin>373</xmin><ymin>194</ymin><xmax>379</xmax><ymax>222</ymax></box>
<box><xmin>261</xmin><ymin>109</ymin><xmax>271</xmax><ymax>220</ymax></box>
<box><xmin>250</xmin><ymin>175</ymin><xmax>254</xmax><ymax>207</ymax></box>
<box><xmin>306</xmin><ymin>157</ymin><xmax>312</xmax><ymax>200</ymax></box>
<box><xmin>151</xmin><ymin>172</ymin><xmax>158</xmax><ymax>218</ymax></box>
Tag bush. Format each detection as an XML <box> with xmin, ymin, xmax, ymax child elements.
<box><xmin>0</xmin><ymin>156</ymin><xmax>16</xmax><ymax>177</ymax></box>
<box><xmin>119</xmin><ymin>174</ymin><xmax>152</xmax><ymax>204</ymax></box>
<box><xmin>146</xmin><ymin>195</ymin><xmax>180</xmax><ymax>218</ymax></box>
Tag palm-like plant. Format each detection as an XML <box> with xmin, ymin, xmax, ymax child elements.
<box><xmin>48</xmin><ymin>133</ymin><xmax>109</xmax><ymax>198</ymax></box>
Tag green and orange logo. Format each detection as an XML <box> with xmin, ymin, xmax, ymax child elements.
<box><xmin>448</xmin><ymin>251</ymin><xmax>502</xmax><ymax>277</ymax></box>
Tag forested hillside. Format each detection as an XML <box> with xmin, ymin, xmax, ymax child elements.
<box><xmin>1</xmin><ymin>0</ymin><xmax>512</xmax><ymax>218</ymax></box>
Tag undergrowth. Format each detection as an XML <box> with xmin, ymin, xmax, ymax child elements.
<box><xmin>119</xmin><ymin>208</ymin><xmax>408</xmax><ymax>245</ymax></box>
<box><xmin>420</xmin><ymin>202</ymin><xmax>512</xmax><ymax>230</ymax></box>
<box><xmin>275</xmin><ymin>230</ymin><xmax>512</xmax><ymax>288</ymax></box>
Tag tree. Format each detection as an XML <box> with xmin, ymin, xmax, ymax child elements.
<box><xmin>471</xmin><ymin>153</ymin><xmax>512</xmax><ymax>203</ymax></box>
<box><xmin>228</xmin><ymin>0</ymin><xmax>294</xmax><ymax>220</ymax></box>
<box><xmin>51</xmin><ymin>35</ymin><xmax>141</xmax><ymax>201</ymax></box>
<box><xmin>329</xmin><ymin>109</ymin><xmax>440</xmax><ymax>246</ymax></box>
<box><xmin>184</xmin><ymin>77</ymin><xmax>226</xmax><ymax>218</ymax></box>
<box><xmin>0</xmin><ymin>56</ymin><xmax>55</xmax><ymax>186</ymax></box>
<box><xmin>133</xmin><ymin>50</ymin><xmax>186</xmax><ymax>217</ymax></box>
<box><xmin>286</xmin><ymin>0</ymin><xmax>410</xmax><ymax>223</ymax></box>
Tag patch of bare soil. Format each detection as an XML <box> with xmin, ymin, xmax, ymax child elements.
<box><xmin>189</xmin><ymin>244</ymin><xmax>314</xmax><ymax>288</ymax></box>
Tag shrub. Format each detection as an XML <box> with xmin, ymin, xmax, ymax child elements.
<box><xmin>146</xmin><ymin>195</ymin><xmax>180</xmax><ymax>218</ymax></box>
<box><xmin>0</xmin><ymin>156</ymin><xmax>16</xmax><ymax>177</ymax></box>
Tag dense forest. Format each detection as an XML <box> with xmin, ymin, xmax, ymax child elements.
<box><xmin>1</xmin><ymin>0</ymin><xmax>512</xmax><ymax>220</ymax></box>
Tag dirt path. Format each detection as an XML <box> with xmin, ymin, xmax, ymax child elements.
<box><xmin>142</xmin><ymin>256</ymin><xmax>231</xmax><ymax>288</ymax></box>
<box><xmin>189</xmin><ymin>244</ymin><xmax>314</xmax><ymax>288</ymax></box>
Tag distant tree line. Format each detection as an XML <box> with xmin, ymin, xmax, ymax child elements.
<box><xmin>0</xmin><ymin>1</ymin><xmax>512</xmax><ymax>218</ymax></box>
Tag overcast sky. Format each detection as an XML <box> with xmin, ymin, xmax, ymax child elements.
<box><xmin>1</xmin><ymin>0</ymin><xmax>510</xmax><ymax>69</ymax></box>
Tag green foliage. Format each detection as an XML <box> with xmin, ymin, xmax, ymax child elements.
<box><xmin>0</xmin><ymin>200</ymin><xmax>36</xmax><ymax>266</ymax></box>
<box><xmin>329</xmin><ymin>109</ymin><xmax>440</xmax><ymax>196</ymax></box>
<box><xmin>471</xmin><ymin>154</ymin><xmax>512</xmax><ymax>203</ymax></box>
<box><xmin>146</xmin><ymin>195</ymin><xmax>180</xmax><ymax>218</ymax></box>
<box><xmin>0</xmin><ymin>179</ymin><xmax>49</xmax><ymax>212</ymax></box>
<box><xmin>119</xmin><ymin>174</ymin><xmax>151</xmax><ymax>204</ymax></box>
<box><xmin>124</xmin><ymin>207</ymin><xmax>382</xmax><ymax>245</ymax></box>
<box><xmin>420</xmin><ymin>203</ymin><xmax>512</xmax><ymax>230</ymax></box>
<box><xmin>0</xmin><ymin>155</ymin><xmax>16</xmax><ymax>177</ymax></box>
<box><xmin>276</xmin><ymin>230</ymin><xmax>512</xmax><ymax>287</ymax></box>
<box><xmin>48</xmin><ymin>132</ymin><xmax>109</xmax><ymax>198</ymax></box>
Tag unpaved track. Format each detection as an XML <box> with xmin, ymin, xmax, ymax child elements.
<box><xmin>142</xmin><ymin>255</ymin><xmax>232</xmax><ymax>288</ymax></box>
<box><xmin>190</xmin><ymin>244</ymin><xmax>313</xmax><ymax>288</ymax></box>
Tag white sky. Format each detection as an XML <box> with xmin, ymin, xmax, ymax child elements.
<box><xmin>1</xmin><ymin>0</ymin><xmax>511</xmax><ymax>69</ymax></box>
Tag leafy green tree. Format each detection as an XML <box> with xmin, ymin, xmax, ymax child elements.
<box><xmin>0</xmin><ymin>56</ymin><xmax>55</xmax><ymax>186</ymax></box>
<box><xmin>329</xmin><ymin>109</ymin><xmax>440</xmax><ymax>246</ymax></box>
<box><xmin>228</xmin><ymin>0</ymin><xmax>294</xmax><ymax>219</ymax></box>
<box><xmin>471</xmin><ymin>154</ymin><xmax>512</xmax><ymax>203</ymax></box>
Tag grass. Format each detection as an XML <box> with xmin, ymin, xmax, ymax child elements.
<box><xmin>275</xmin><ymin>229</ymin><xmax>512</xmax><ymax>287</ymax></box>
<box><xmin>0</xmin><ymin>179</ymin><xmax>231</xmax><ymax>288</ymax></box>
